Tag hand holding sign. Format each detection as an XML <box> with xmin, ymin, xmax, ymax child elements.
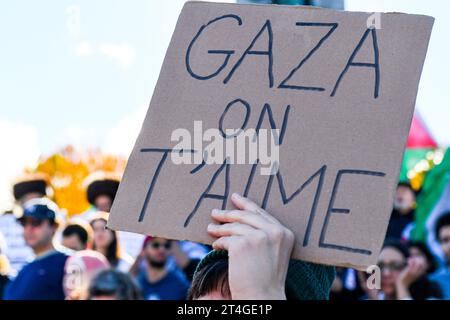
<box><xmin>208</xmin><ymin>193</ymin><xmax>294</xmax><ymax>300</ymax></box>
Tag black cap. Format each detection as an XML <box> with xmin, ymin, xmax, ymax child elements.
<box><xmin>13</xmin><ymin>173</ymin><xmax>50</xmax><ymax>201</ymax></box>
<box><xmin>84</xmin><ymin>172</ymin><xmax>121</xmax><ymax>206</ymax></box>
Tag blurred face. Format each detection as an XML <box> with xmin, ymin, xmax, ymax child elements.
<box><xmin>438</xmin><ymin>226</ymin><xmax>450</xmax><ymax>260</ymax></box>
<box><xmin>20</xmin><ymin>217</ymin><xmax>55</xmax><ymax>251</ymax></box>
<box><xmin>409</xmin><ymin>246</ymin><xmax>431</xmax><ymax>271</ymax></box>
<box><xmin>393</xmin><ymin>185</ymin><xmax>415</xmax><ymax>213</ymax></box>
<box><xmin>62</xmin><ymin>234</ymin><xmax>85</xmax><ymax>251</ymax></box>
<box><xmin>143</xmin><ymin>238</ymin><xmax>172</xmax><ymax>268</ymax></box>
<box><xmin>92</xmin><ymin>219</ymin><xmax>113</xmax><ymax>250</ymax></box>
<box><xmin>378</xmin><ymin>247</ymin><xmax>406</xmax><ymax>297</ymax></box>
<box><xmin>94</xmin><ymin>195</ymin><xmax>112</xmax><ymax>212</ymax></box>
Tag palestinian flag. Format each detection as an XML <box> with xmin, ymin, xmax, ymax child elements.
<box><xmin>411</xmin><ymin>148</ymin><xmax>450</xmax><ymax>261</ymax></box>
<box><xmin>397</xmin><ymin>114</ymin><xmax>450</xmax><ymax>261</ymax></box>
<box><xmin>400</xmin><ymin>114</ymin><xmax>438</xmax><ymax>185</ymax></box>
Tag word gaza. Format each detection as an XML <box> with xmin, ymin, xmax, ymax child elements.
<box><xmin>186</xmin><ymin>14</ymin><xmax>380</xmax><ymax>98</ymax></box>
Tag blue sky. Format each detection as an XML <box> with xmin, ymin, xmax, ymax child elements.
<box><xmin>0</xmin><ymin>0</ymin><xmax>188</xmax><ymax>154</ymax></box>
<box><xmin>0</xmin><ymin>0</ymin><xmax>449</xmax><ymax>206</ymax></box>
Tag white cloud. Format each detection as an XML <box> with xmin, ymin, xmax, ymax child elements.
<box><xmin>51</xmin><ymin>123</ymin><xmax>104</xmax><ymax>152</ymax></box>
<box><xmin>62</xmin><ymin>124</ymin><xmax>92</xmax><ymax>147</ymax></box>
<box><xmin>103</xmin><ymin>106</ymin><xmax>147</xmax><ymax>157</ymax></box>
<box><xmin>98</xmin><ymin>42</ymin><xmax>135</xmax><ymax>69</ymax></box>
<box><xmin>0</xmin><ymin>119</ymin><xmax>40</xmax><ymax>209</ymax></box>
<box><xmin>74</xmin><ymin>41</ymin><xmax>92</xmax><ymax>57</ymax></box>
<box><xmin>52</xmin><ymin>106</ymin><xmax>146</xmax><ymax>158</ymax></box>
<box><xmin>72</xmin><ymin>40</ymin><xmax>135</xmax><ymax>69</ymax></box>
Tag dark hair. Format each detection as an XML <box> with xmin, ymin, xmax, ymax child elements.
<box><xmin>91</xmin><ymin>218</ymin><xmax>120</xmax><ymax>268</ymax></box>
<box><xmin>382</xmin><ymin>239</ymin><xmax>410</xmax><ymax>259</ymax></box>
<box><xmin>409</xmin><ymin>277</ymin><xmax>442</xmax><ymax>300</ymax></box>
<box><xmin>62</xmin><ymin>223</ymin><xmax>91</xmax><ymax>248</ymax></box>
<box><xmin>407</xmin><ymin>241</ymin><xmax>438</xmax><ymax>274</ymax></box>
<box><xmin>435</xmin><ymin>212</ymin><xmax>450</xmax><ymax>240</ymax></box>
<box><xmin>88</xmin><ymin>269</ymin><xmax>141</xmax><ymax>300</ymax></box>
<box><xmin>188</xmin><ymin>259</ymin><xmax>230</xmax><ymax>300</ymax></box>
<box><xmin>13</xmin><ymin>179</ymin><xmax>47</xmax><ymax>201</ymax></box>
<box><xmin>397</xmin><ymin>182</ymin><xmax>419</xmax><ymax>196</ymax></box>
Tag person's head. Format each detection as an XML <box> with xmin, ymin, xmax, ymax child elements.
<box><xmin>18</xmin><ymin>198</ymin><xmax>60</xmax><ymax>253</ymax></box>
<box><xmin>63</xmin><ymin>250</ymin><xmax>110</xmax><ymax>300</ymax></box>
<box><xmin>62</xmin><ymin>221</ymin><xmax>94</xmax><ymax>251</ymax></box>
<box><xmin>142</xmin><ymin>236</ymin><xmax>172</xmax><ymax>269</ymax></box>
<box><xmin>85</xmin><ymin>172</ymin><xmax>121</xmax><ymax>212</ymax></box>
<box><xmin>393</xmin><ymin>182</ymin><xmax>416</xmax><ymax>214</ymax></box>
<box><xmin>188</xmin><ymin>250</ymin><xmax>335</xmax><ymax>300</ymax></box>
<box><xmin>407</xmin><ymin>241</ymin><xmax>437</xmax><ymax>274</ymax></box>
<box><xmin>90</xmin><ymin>212</ymin><xmax>119</xmax><ymax>267</ymax></box>
<box><xmin>435</xmin><ymin>212</ymin><xmax>450</xmax><ymax>261</ymax></box>
<box><xmin>188</xmin><ymin>251</ymin><xmax>230</xmax><ymax>300</ymax></box>
<box><xmin>378</xmin><ymin>239</ymin><xmax>409</xmax><ymax>298</ymax></box>
<box><xmin>13</xmin><ymin>173</ymin><xmax>51</xmax><ymax>206</ymax></box>
<box><xmin>88</xmin><ymin>269</ymin><xmax>141</xmax><ymax>300</ymax></box>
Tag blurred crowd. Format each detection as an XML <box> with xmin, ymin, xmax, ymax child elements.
<box><xmin>330</xmin><ymin>182</ymin><xmax>450</xmax><ymax>300</ymax></box>
<box><xmin>0</xmin><ymin>172</ymin><xmax>209</xmax><ymax>300</ymax></box>
<box><xmin>0</xmin><ymin>172</ymin><xmax>450</xmax><ymax>300</ymax></box>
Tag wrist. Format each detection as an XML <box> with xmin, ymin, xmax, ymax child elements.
<box><xmin>231</xmin><ymin>286</ymin><xmax>287</xmax><ymax>300</ymax></box>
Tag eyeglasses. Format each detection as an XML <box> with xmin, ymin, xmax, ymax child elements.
<box><xmin>149</xmin><ymin>242</ymin><xmax>172</xmax><ymax>250</ymax></box>
<box><xmin>439</xmin><ymin>236</ymin><xmax>450</xmax><ymax>244</ymax></box>
<box><xmin>378</xmin><ymin>261</ymin><xmax>406</xmax><ymax>271</ymax></box>
<box><xmin>20</xmin><ymin>218</ymin><xmax>44</xmax><ymax>228</ymax></box>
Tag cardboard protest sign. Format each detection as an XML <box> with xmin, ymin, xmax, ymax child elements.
<box><xmin>107</xmin><ymin>1</ymin><xmax>433</xmax><ymax>269</ymax></box>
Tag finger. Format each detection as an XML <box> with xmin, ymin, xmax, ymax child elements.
<box><xmin>207</xmin><ymin>222</ymin><xmax>257</xmax><ymax>237</ymax></box>
<box><xmin>230</xmin><ymin>193</ymin><xmax>260</xmax><ymax>211</ymax></box>
<box><xmin>407</xmin><ymin>260</ymin><xmax>417</xmax><ymax>273</ymax></box>
<box><xmin>411</xmin><ymin>258</ymin><xmax>421</xmax><ymax>269</ymax></box>
<box><xmin>230</xmin><ymin>193</ymin><xmax>280</xmax><ymax>224</ymax></box>
<box><xmin>416</xmin><ymin>261</ymin><xmax>427</xmax><ymax>273</ymax></box>
<box><xmin>212</xmin><ymin>236</ymin><xmax>239</xmax><ymax>251</ymax></box>
<box><xmin>410</xmin><ymin>261</ymin><xmax>424</xmax><ymax>276</ymax></box>
<box><xmin>409</xmin><ymin>263</ymin><xmax>419</xmax><ymax>275</ymax></box>
<box><xmin>212</xmin><ymin>209</ymin><xmax>272</xmax><ymax>230</ymax></box>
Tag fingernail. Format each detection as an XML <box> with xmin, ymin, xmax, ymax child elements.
<box><xmin>207</xmin><ymin>223</ymin><xmax>216</xmax><ymax>231</ymax></box>
<box><xmin>211</xmin><ymin>209</ymin><xmax>220</xmax><ymax>215</ymax></box>
<box><xmin>232</xmin><ymin>193</ymin><xmax>241</xmax><ymax>200</ymax></box>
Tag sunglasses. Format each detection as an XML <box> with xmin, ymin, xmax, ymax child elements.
<box><xmin>377</xmin><ymin>261</ymin><xmax>406</xmax><ymax>271</ymax></box>
<box><xmin>20</xmin><ymin>218</ymin><xmax>44</xmax><ymax>228</ymax></box>
<box><xmin>148</xmin><ymin>242</ymin><xmax>172</xmax><ymax>250</ymax></box>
